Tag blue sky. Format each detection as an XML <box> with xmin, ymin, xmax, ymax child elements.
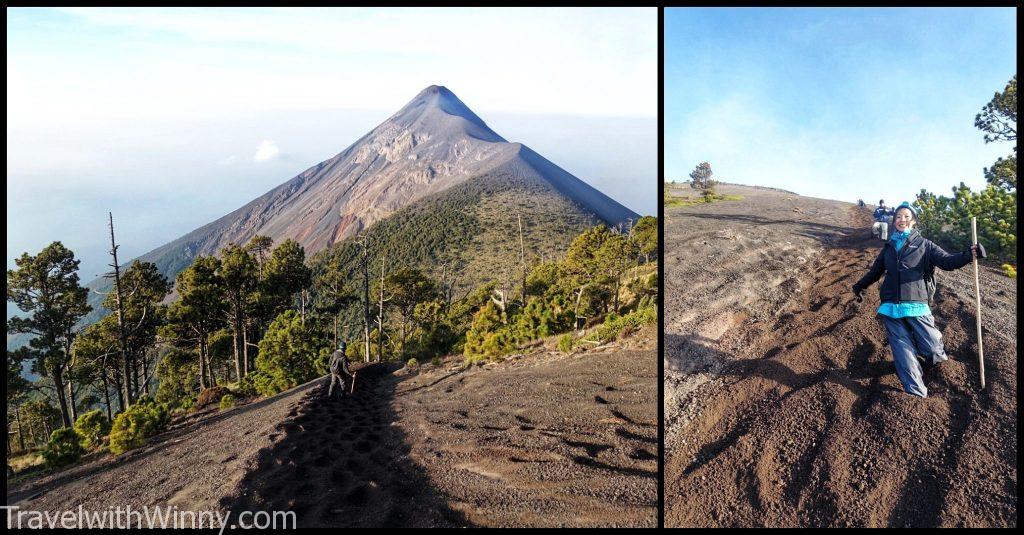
<box><xmin>665</xmin><ymin>8</ymin><xmax>1017</xmax><ymax>205</ymax></box>
<box><xmin>7</xmin><ymin>7</ymin><xmax>656</xmax><ymax>286</ymax></box>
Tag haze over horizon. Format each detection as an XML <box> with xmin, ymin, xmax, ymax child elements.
<box><xmin>665</xmin><ymin>7</ymin><xmax>1016</xmax><ymax>207</ymax></box>
<box><xmin>7</xmin><ymin>7</ymin><xmax>656</xmax><ymax>291</ymax></box>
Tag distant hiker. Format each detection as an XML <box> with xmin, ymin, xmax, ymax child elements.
<box><xmin>871</xmin><ymin>199</ymin><xmax>894</xmax><ymax>241</ymax></box>
<box><xmin>851</xmin><ymin>202</ymin><xmax>985</xmax><ymax>397</ymax></box>
<box><xmin>328</xmin><ymin>342</ymin><xmax>354</xmax><ymax>397</ymax></box>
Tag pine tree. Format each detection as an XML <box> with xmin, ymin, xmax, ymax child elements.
<box><xmin>7</xmin><ymin>242</ymin><xmax>92</xmax><ymax>427</ymax></box>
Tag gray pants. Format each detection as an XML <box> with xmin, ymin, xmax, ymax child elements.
<box><xmin>328</xmin><ymin>372</ymin><xmax>348</xmax><ymax>397</ymax></box>
<box><xmin>872</xmin><ymin>221</ymin><xmax>889</xmax><ymax>241</ymax></box>
<box><xmin>880</xmin><ymin>314</ymin><xmax>947</xmax><ymax>397</ymax></box>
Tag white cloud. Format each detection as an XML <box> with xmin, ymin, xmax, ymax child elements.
<box><xmin>220</xmin><ymin>155</ymin><xmax>237</xmax><ymax>165</ymax></box>
<box><xmin>253</xmin><ymin>140</ymin><xmax>280</xmax><ymax>162</ymax></box>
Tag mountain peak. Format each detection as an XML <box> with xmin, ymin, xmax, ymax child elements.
<box><xmin>412</xmin><ymin>84</ymin><xmax>456</xmax><ymax>104</ymax></box>
<box><xmin>392</xmin><ymin>85</ymin><xmax>501</xmax><ymax>141</ymax></box>
<box><xmin>77</xmin><ymin>85</ymin><xmax>636</xmax><ymax>322</ymax></box>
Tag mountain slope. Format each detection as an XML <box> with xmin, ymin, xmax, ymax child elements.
<box><xmin>76</xmin><ymin>85</ymin><xmax>636</xmax><ymax>320</ymax></box>
<box><xmin>311</xmin><ymin>156</ymin><xmax>606</xmax><ymax>303</ymax></box>
<box><xmin>663</xmin><ymin>184</ymin><xmax>1017</xmax><ymax>527</ymax></box>
<box><xmin>99</xmin><ymin>85</ymin><xmax>636</xmax><ymax>277</ymax></box>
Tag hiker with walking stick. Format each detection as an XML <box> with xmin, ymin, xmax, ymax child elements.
<box><xmin>328</xmin><ymin>341</ymin><xmax>354</xmax><ymax>397</ymax></box>
<box><xmin>851</xmin><ymin>202</ymin><xmax>985</xmax><ymax>397</ymax></box>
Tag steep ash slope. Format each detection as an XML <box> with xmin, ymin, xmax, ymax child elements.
<box><xmin>663</xmin><ymin>184</ymin><xmax>1017</xmax><ymax>528</ymax></box>
<box><xmin>77</xmin><ymin>85</ymin><xmax>636</xmax><ymax>320</ymax></box>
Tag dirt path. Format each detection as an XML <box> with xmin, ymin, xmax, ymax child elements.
<box><xmin>6</xmin><ymin>378</ymin><xmax>322</xmax><ymax>516</ymax></box>
<box><xmin>664</xmin><ymin>184</ymin><xmax>1017</xmax><ymax>528</ymax></box>
<box><xmin>222</xmin><ymin>333</ymin><xmax>656</xmax><ymax>528</ymax></box>
<box><xmin>220</xmin><ymin>363</ymin><xmax>463</xmax><ymax>528</ymax></box>
<box><xmin>392</xmin><ymin>329</ymin><xmax>658</xmax><ymax>528</ymax></box>
<box><xmin>7</xmin><ymin>329</ymin><xmax>655</xmax><ymax>528</ymax></box>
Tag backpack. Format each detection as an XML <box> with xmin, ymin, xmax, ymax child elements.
<box><xmin>329</xmin><ymin>351</ymin><xmax>343</xmax><ymax>374</ymax></box>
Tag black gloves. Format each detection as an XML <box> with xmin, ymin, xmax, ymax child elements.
<box><xmin>973</xmin><ymin>242</ymin><xmax>987</xmax><ymax>259</ymax></box>
<box><xmin>851</xmin><ymin>283</ymin><xmax>864</xmax><ymax>302</ymax></box>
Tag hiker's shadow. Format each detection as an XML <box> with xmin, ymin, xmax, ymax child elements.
<box><xmin>220</xmin><ymin>364</ymin><xmax>469</xmax><ymax>528</ymax></box>
<box><xmin>665</xmin><ymin>334</ymin><xmax>903</xmax><ymax>403</ymax></box>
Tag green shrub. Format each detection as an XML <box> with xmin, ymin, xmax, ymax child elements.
<box><xmin>247</xmin><ymin>370</ymin><xmax>286</xmax><ymax>398</ymax></box>
<box><xmin>1002</xmin><ymin>264</ymin><xmax>1017</xmax><ymax>278</ymax></box>
<box><xmin>592</xmin><ymin>301</ymin><xmax>657</xmax><ymax>343</ymax></box>
<box><xmin>916</xmin><ymin>184</ymin><xmax>1016</xmax><ymax>263</ymax></box>
<box><xmin>154</xmin><ymin>348</ymin><xmax>199</xmax><ymax>409</ymax></box>
<box><xmin>235</xmin><ymin>376</ymin><xmax>258</xmax><ymax>398</ymax></box>
<box><xmin>73</xmin><ymin>410</ymin><xmax>111</xmax><ymax>449</ymax></box>
<box><xmin>109</xmin><ymin>399</ymin><xmax>170</xmax><ymax>455</ymax></box>
<box><xmin>558</xmin><ymin>333</ymin><xmax>575</xmax><ymax>353</ymax></box>
<box><xmin>41</xmin><ymin>427</ymin><xmax>85</xmax><ymax>469</ymax></box>
<box><xmin>463</xmin><ymin>302</ymin><xmax>518</xmax><ymax>362</ymax></box>
<box><xmin>406</xmin><ymin>358</ymin><xmax>419</xmax><ymax>368</ymax></box>
<box><xmin>253</xmin><ymin>311</ymin><xmax>327</xmax><ymax>396</ymax></box>
<box><xmin>431</xmin><ymin>356</ymin><xmax>441</xmax><ymax>367</ymax></box>
<box><xmin>219</xmin><ymin>394</ymin><xmax>237</xmax><ymax>410</ymax></box>
<box><xmin>179</xmin><ymin>396</ymin><xmax>195</xmax><ymax>411</ymax></box>
<box><xmin>515</xmin><ymin>296</ymin><xmax>573</xmax><ymax>339</ymax></box>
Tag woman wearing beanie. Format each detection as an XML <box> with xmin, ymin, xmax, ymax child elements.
<box><xmin>851</xmin><ymin>202</ymin><xmax>985</xmax><ymax>397</ymax></box>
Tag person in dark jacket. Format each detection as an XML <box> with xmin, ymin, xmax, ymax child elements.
<box><xmin>852</xmin><ymin>202</ymin><xmax>984</xmax><ymax>397</ymax></box>
<box><xmin>328</xmin><ymin>342</ymin><xmax>353</xmax><ymax>397</ymax></box>
<box><xmin>871</xmin><ymin>199</ymin><xmax>894</xmax><ymax>240</ymax></box>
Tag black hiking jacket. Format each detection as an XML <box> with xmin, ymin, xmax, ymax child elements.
<box><xmin>329</xmin><ymin>350</ymin><xmax>351</xmax><ymax>376</ymax></box>
<box><xmin>854</xmin><ymin>229</ymin><xmax>972</xmax><ymax>304</ymax></box>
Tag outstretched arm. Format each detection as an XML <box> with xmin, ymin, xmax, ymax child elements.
<box><xmin>853</xmin><ymin>248</ymin><xmax>886</xmax><ymax>292</ymax></box>
<box><xmin>928</xmin><ymin>240</ymin><xmax>974</xmax><ymax>271</ymax></box>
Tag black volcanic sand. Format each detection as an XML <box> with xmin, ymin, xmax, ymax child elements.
<box><xmin>663</xmin><ymin>185</ymin><xmax>1017</xmax><ymax>528</ymax></box>
<box><xmin>223</xmin><ymin>333</ymin><xmax>657</xmax><ymax>528</ymax></box>
<box><xmin>392</xmin><ymin>331</ymin><xmax>657</xmax><ymax>527</ymax></box>
<box><xmin>220</xmin><ymin>363</ymin><xmax>464</xmax><ymax>528</ymax></box>
<box><xmin>7</xmin><ymin>380</ymin><xmax>323</xmax><ymax>517</ymax></box>
<box><xmin>8</xmin><ymin>335</ymin><xmax>655</xmax><ymax>528</ymax></box>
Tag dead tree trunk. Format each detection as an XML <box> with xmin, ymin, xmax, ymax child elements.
<box><xmin>377</xmin><ymin>255</ymin><xmax>387</xmax><ymax>363</ymax></box>
<box><xmin>51</xmin><ymin>365</ymin><xmax>72</xmax><ymax>427</ymax></box>
<box><xmin>300</xmin><ymin>289</ymin><xmax>308</xmax><ymax>327</ymax></box>
<box><xmin>67</xmin><ymin>379</ymin><xmax>77</xmax><ymax>424</ymax></box>
<box><xmin>197</xmin><ymin>335</ymin><xmax>207</xmax><ymax>391</ymax></box>
<box><xmin>491</xmin><ymin>269</ymin><xmax>512</xmax><ymax>322</ymax></box>
<box><xmin>112</xmin><ymin>367</ymin><xmax>125</xmax><ymax>413</ymax></box>
<box><xmin>518</xmin><ymin>213</ymin><xmax>527</xmax><ymax>306</ymax></box>
<box><xmin>231</xmin><ymin>311</ymin><xmax>242</xmax><ymax>382</ymax></box>
<box><xmin>242</xmin><ymin>323</ymin><xmax>250</xmax><ymax>376</ymax></box>
<box><xmin>439</xmin><ymin>262</ymin><xmax>460</xmax><ymax>311</ymax></box>
<box><xmin>100</xmin><ymin>358</ymin><xmax>113</xmax><ymax>420</ymax></box>
<box><xmin>574</xmin><ymin>283</ymin><xmax>590</xmax><ymax>332</ymax></box>
<box><xmin>440</xmin><ymin>263</ymin><xmax>449</xmax><ymax>310</ymax></box>
<box><xmin>614</xmin><ymin>273</ymin><xmax>622</xmax><ymax>312</ymax></box>
<box><xmin>358</xmin><ymin>236</ymin><xmax>372</xmax><ymax>363</ymax></box>
<box><xmin>107</xmin><ymin>212</ymin><xmax>134</xmax><ymax>408</ymax></box>
<box><xmin>140</xmin><ymin>350</ymin><xmax>151</xmax><ymax>397</ymax></box>
<box><xmin>205</xmin><ymin>339</ymin><xmax>217</xmax><ymax>387</ymax></box>
<box><xmin>15</xmin><ymin>404</ymin><xmax>26</xmax><ymax>452</ymax></box>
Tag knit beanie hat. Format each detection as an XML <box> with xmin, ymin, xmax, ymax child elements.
<box><xmin>894</xmin><ymin>201</ymin><xmax>917</xmax><ymax>219</ymax></box>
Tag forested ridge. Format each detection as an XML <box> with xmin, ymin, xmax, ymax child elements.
<box><xmin>7</xmin><ymin>176</ymin><xmax>656</xmax><ymax>476</ymax></box>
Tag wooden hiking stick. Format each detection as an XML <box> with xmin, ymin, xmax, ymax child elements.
<box><xmin>350</xmin><ymin>371</ymin><xmax>358</xmax><ymax>395</ymax></box>
<box><xmin>971</xmin><ymin>217</ymin><xmax>985</xmax><ymax>389</ymax></box>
